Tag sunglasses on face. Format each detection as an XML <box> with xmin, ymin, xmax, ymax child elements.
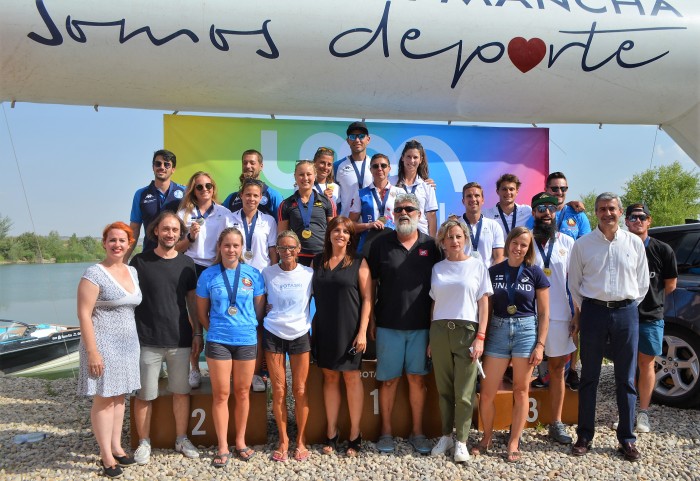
<box><xmin>548</xmin><ymin>186</ymin><xmax>568</xmax><ymax>193</ymax></box>
<box><xmin>627</xmin><ymin>214</ymin><xmax>648</xmax><ymax>222</ymax></box>
<box><xmin>153</xmin><ymin>160</ymin><xmax>172</xmax><ymax>169</ymax></box>
<box><xmin>535</xmin><ymin>205</ymin><xmax>557</xmax><ymax>213</ymax></box>
<box><xmin>371</xmin><ymin>163</ymin><xmax>389</xmax><ymax>170</ymax></box>
<box><xmin>276</xmin><ymin>245</ymin><xmax>298</xmax><ymax>252</ymax></box>
<box><xmin>394</xmin><ymin>206</ymin><xmax>419</xmax><ymax>214</ymax></box>
<box><xmin>347</xmin><ymin>133</ymin><xmax>367</xmax><ymax>141</ymax></box>
<box><xmin>195</xmin><ymin>183</ymin><xmax>213</xmax><ymax>191</ymax></box>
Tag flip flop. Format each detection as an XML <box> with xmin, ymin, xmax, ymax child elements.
<box><xmin>236</xmin><ymin>446</ymin><xmax>255</xmax><ymax>462</ymax></box>
<box><xmin>506</xmin><ymin>450</ymin><xmax>522</xmax><ymax>463</ymax></box>
<box><xmin>271</xmin><ymin>450</ymin><xmax>288</xmax><ymax>462</ymax></box>
<box><xmin>293</xmin><ymin>447</ymin><xmax>310</xmax><ymax>461</ymax></box>
<box><xmin>212</xmin><ymin>452</ymin><xmax>231</xmax><ymax>468</ymax></box>
<box><xmin>470</xmin><ymin>442</ymin><xmax>490</xmax><ymax>456</ymax></box>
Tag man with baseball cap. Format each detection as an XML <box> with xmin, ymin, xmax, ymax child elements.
<box><xmin>624</xmin><ymin>203</ymin><xmax>677</xmax><ymax>433</ymax></box>
<box><xmin>334</xmin><ymin>121</ymin><xmax>373</xmax><ymax>217</ymax></box>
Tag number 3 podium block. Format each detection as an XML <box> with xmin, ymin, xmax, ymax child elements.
<box><xmin>129</xmin><ymin>377</ymin><xmax>267</xmax><ymax>449</ymax></box>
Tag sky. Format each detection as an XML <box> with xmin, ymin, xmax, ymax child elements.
<box><xmin>0</xmin><ymin>102</ymin><xmax>697</xmax><ymax>238</ymax></box>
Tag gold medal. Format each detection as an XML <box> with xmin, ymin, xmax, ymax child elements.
<box><xmin>378</xmin><ymin>216</ymin><xmax>387</xmax><ymax>224</ymax></box>
<box><xmin>507</xmin><ymin>305</ymin><xmax>517</xmax><ymax>315</ymax></box>
<box><xmin>228</xmin><ymin>306</ymin><xmax>238</xmax><ymax>316</ymax></box>
<box><xmin>243</xmin><ymin>251</ymin><xmax>254</xmax><ymax>261</ymax></box>
<box><xmin>544</xmin><ymin>268</ymin><xmax>552</xmax><ymax>276</ymax></box>
<box><xmin>301</xmin><ymin>229</ymin><xmax>312</xmax><ymax>239</ymax></box>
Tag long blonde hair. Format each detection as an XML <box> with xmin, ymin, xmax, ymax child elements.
<box><xmin>178</xmin><ymin>171</ymin><xmax>219</xmax><ymax>223</ymax></box>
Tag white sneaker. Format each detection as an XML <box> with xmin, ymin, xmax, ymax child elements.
<box><xmin>612</xmin><ymin>419</ymin><xmax>619</xmax><ymax>429</ymax></box>
<box><xmin>188</xmin><ymin>370</ymin><xmax>201</xmax><ymax>389</ymax></box>
<box><xmin>252</xmin><ymin>374</ymin><xmax>266</xmax><ymax>392</ymax></box>
<box><xmin>453</xmin><ymin>441</ymin><xmax>470</xmax><ymax>463</ymax></box>
<box><xmin>431</xmin><ymin>435</ymin><xmax>454</xmax><ymax>456</ymax></box>
<box><xmin>133</xmin><ymin>440</ymin><xmax>151</xmax><ymax>465</ymax></box>
<box><xmin>636</xmin><ymin>411</ymin><xmax>651</xmax><ymax>433</ymax></box>
<box><xmin>175</xmin><ymin>437</ymin><xmax>200</xmax><ymax>459</ymax></box>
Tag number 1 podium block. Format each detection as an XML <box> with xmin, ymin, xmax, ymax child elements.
<box><xmin>129</xmin><ymin>377</ymin><xmax>267</xmax><ymax>449</ymax></box>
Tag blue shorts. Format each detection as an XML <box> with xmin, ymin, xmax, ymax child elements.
<box><xmin>639</xmin><ymin>319</ymin><xmax>664</xmax><ymax>356</ymax></box>
<box><xmin>375</xmin><ymin>327</ymin><xmax>429</xmax><ymax>381</ymax></box>
<box><xmin>484</xmin><ymin>315</ymin><xmax>537</xmax><ymax>359</ymax></box>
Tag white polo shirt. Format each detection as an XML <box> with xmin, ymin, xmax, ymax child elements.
<box><xmin>460</xmin><ymin>215</ymin><xmax>505</xmax><ymax>268</ymax></box>
<box><xmin>334</xmin><ymin>155</ymin><xmax>373</xmax><ymax>217</ymax></box>
<box><xmin>230</xmin><ymin>209</ymin><xmax>277</xmax><ymax>272</ymax></box>
<box><xmin>484</xmin><ymin>203</ymin><xmax>533</xmax><ymax>237</ymax></box>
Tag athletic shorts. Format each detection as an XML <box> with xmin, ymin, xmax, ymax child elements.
<box><xmin>136</xmin><ymin>346</ymin><xmax>191</xmax><ymax>401</ymax></box>
<box><xmin>375</xmin><ymin>327</ymin><xmax>429</xmax><ymax>381</ymax></box>
<box><xmin>205</xmin><ymin>341</ymin><xmax>257</xmax><ymax>361</ymax></box>
<box><xmin>263</xmin><ymin>329</ymin><xmax>311</xmax><ymax>355</ymax></box>
<box><xmin>639</xmin><ymin>319</ymin><xmax>664</xmax><ymax>356</ymax></box>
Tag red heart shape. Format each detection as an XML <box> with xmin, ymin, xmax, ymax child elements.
<box><xmin>508</xmin><ymin>37</ymin><xmax>546</xmax><ymax>73</ymax></box>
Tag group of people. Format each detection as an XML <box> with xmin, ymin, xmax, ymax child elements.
<box><xmin>76</xmin><ymin>121</ymin><xmax>677</xmax><ymax>477</ymax></box>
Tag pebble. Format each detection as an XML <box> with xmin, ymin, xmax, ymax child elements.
<box><xmin>1</xmin><ymin>366</ymin><xmax>698</xmax><ymax>480</ymax></box>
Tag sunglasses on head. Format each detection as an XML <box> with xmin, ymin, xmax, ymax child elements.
<box><xmin>347</xmin><ymin>133</ymin><xmax>367</xmax><ymax>141</ymax></box>
<box><xmin>316</xmin><ymin>147</ymin><xmax>335</xmax><ymax>155</ymax></box>
<box><xmin>195</xmin><ymin>183</ymin><xmax>213</xmax><ymax>191</ymax></box>
<box><xmin>549</xmin><ymin>186</ymin><xmax>568</xmax><ymax>193</ymax></box>
<box><xmin>371</xmin><ymin>163</ymin><xmax>389</xmax><ymax>170</ymax></box>
<box><xmin>535</xmin><ymin>204</ymin><xmax>557</xmax><ymax>213</ymax></box>
<box><xmin>627</xmin><ymin>214</ymin><xmax>648</xmax><ymax>222</ymax></box>
<box><xmin>153</xmin><ymin>160</ymin><xmax>172</xmax><ymax>169</ymax></box>
<box><xmin>394</xmin><ymin>206</ymin><xmax>419</xmax><ymax>214</ymax></box>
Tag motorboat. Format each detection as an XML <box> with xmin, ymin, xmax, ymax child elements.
<box><xmin>0</xmin><ymin>320</ymin><xmax>81</xmax><ymax>376</ymax></box>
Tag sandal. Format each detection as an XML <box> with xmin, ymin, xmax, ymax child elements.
<box><xmin>346</xmin><ymin>434</ymin><xmax>362</xmax><ymax>457</ymax></box>
<box><xmin>100</xmin><ymin>461</ymin><xmax>123</xmax><ymax>479</ymax></box>
<box><xmin>236</xmin><ymin>446</ymin><xmax>255</xmax><ymax>462</ymax></box>
<box><xmin>113</xmin><ymin>453</ymin><xmax>136</xmax><ymax>466</ymax></box>
<box><xmin>271</xmin><ymin>450</ymin><xmax>288</xmax><ymax>462</ymax></box>
<box><xmin>293</xmin><ymin>447</ymin><xmax>310</xmax><ymax>461</ymax></box>
<box><xmin>506</xmin><ymin>450</ymin><xmax>522</xmax><ymax>463</ymax></box>
<box><xmin>212</xmin><ymin>451</ymin><xmax>232</xmax><ymax>468</ymax></box>
<box><xmin>322</xmin><ymin>432</ymin><xmax>339</xmax><ymax>455</ymax></box>
<box><xmin>470</xmin><ymin>441</ymin><xmax>490</xmax><ymax>456</ymax></box>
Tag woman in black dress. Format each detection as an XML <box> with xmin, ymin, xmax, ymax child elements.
<box><xmin>312</xmin><ymin>216</ymin><xmax>372</xmax><ymax>456</ymax></box>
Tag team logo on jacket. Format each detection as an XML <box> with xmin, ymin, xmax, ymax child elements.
<box><xmin>174</xmin><ymin>190</ymin><xmax>184</xmax><ymax>199</ymax></box>
<box><xmin>260</xmin><ymin>196</ymin><xmax>269</xmax><ymax>205</ymax></box>
<box><xmin>567</xmin><ymin>218</ymin><xmax>575</xmax><ymax>226</ymax></box>
<box><xmin>419</xmin><ymin>249</ymin><xmax>428</xmax><ymax>256</ymax></box>
<box><xmin>242</xmin><ymin>278</ymin><xmax>253</xmax><ymax>287</ymax></box>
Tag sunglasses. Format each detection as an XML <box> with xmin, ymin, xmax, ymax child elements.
<box><xmin>371</xmin><ymin>163</ymin><xmax>389</xmax><ymax>170</ymax></box>
<box><xmin>535</xmin><ymin>205</ymin><xmax>557</xmax><ymax>213</ymax></box>
<box><xmin>347</xmin><ymin>133</ymin><xmax>368</xmax><ymax>141</ymax></box>
<box><xmin>627</xmin><ymin>214</ymin><xmax>648</xmax><ymax>222</ymax></box>
<box><xmin>195</xmin><ymin>183</ymin><xmax>213</xmax><ymax>191</ymax></box>
<box><xmin>316</xmin><ymin>147</ymin><xmax>335</xmax><ymax>155</ymax></box>
<box><xmin>548</xmin><ymin>186</ymin><xmax>569</xmax><ymax>193</ymax></box>
<box><xmin>394</xmin><ymin>206</ymin><xmax>419</xmax><ymax>214</ymax></box>
<box><xmin>153</xmin><ymin>160</ymin><xmax>172</xmax><ymax>169</ymax></box>
<box><xmin>276</xmin><ymin>245</ymin><xmax>298</xmax><ymax>252</ymax></box>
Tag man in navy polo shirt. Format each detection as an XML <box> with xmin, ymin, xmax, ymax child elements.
<box><xmin>127</xmin><ymin>149</ymin><xmax>185</xmax><ymax>258</ymax></box>
<box><xmin>223</xmin><ymin>149</ymin><xmax>283</xmax><ymax>218</ymax></box>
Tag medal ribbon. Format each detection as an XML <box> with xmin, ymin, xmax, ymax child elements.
<box><xmin>220</xmin><ymin>263</ymin><xmax>241</xmax><ymax>312</ymax></box>
<box><xmin>557</xmin><ymin>208</ymin><xmax>566</xmax><ymax>231</ymax></box>
<box><xmin>497</xmin><ymin>204</ymin><xmax>517</xmax><ymax>234</ymax></box>
<box><xmin>314</xmin><ymin>182</ymin><xmax>325</xmax><ymax>196</ymax></box>
<box><xmin>296</xmin><ymin>191</ymin><xmax>315</xmax><ymax>232</ymax></box>
<box><xmin>402</xmin><ymin>183</ymin><xmax>417</xmax><ymax>194</ymax></box>
<box><xmin>505</xmin><ymin>264</ymin><xmax>525</xmax><ymax>314</ymax></box>
<box><xmin>464</xmin><ymin>214</ymin><xmax>483</xmax><ymax>252</ymax></box>
<box><xmin>351</xmin><ymin>157</ymin><xmax>368</xmax><ymax>188</ymax></box>
<box><xmin>371</xmin><ymin>185</ymin><xmax>390</xmax><ymax>219</ymax></box>
<box><xmin>194</xmin><ymin>203</ymin><xmax>215</xmax><ymax>220</ymax></box>
<box><xmin>536</xmin><ymin>238</ymin><xmax>555</xmax><ymax>271</ymax></box>
<box><xmin>241</xmin><ymin>211</ymin><xmax>258</xmax><ymax>254</ymax></box>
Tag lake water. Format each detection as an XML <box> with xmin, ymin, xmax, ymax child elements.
<box><xmin>0</xmin><ymin>262</ymin><xmax>90</xmax><ymax>327</ymax></box>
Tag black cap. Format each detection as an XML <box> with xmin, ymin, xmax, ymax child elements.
<box><xmin>531</xmin><ymin>191</ymin><xmax>558</xmax><ymax>208</ymax></box>
<box><xmin>346</xmin><ymin>121</ymin><xmax>369</xmax><ymax>136</ymax></box>
<box><xmin>625</xmin><ymin>203</ymin><xmax>651</xmax><ymax>217</ymax></box>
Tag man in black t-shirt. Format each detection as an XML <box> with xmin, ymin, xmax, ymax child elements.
<box><xmin>368</xmin><ymin>193</ymin><xmax>441</xmax><ymax>455</ymax></box>
<box><xmin>625</xmin><ymin>203</ymin><xmax>677</xmax><ymax>433</ymax></box>
<box><xmin>130</xmin><ymin>211</ymin><xmax>202</xmax><ymax>464</ymax></box>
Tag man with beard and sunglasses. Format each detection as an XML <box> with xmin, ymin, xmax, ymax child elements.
<box><xmin>127</xmin><ymin>150</ymin><xmax>186</xmax><ymax>258</ymax></box>
<box><xmin>530</xmin><ymin>192</ymin><xmax>578</xmax><ymax>445</ymax></box>
<box><xmin>367</xmin><ymin>193</ymin><xmax>441</xmax><ymax>455</ymax></box>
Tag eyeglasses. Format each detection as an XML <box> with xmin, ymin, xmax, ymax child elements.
<box><xmin>548</xmin><ymin>186</ymin><xmax>568</xmax><ymax>193</ymax></box>
<box><xmin>394</xmin><ymin>206</ymin><xmax>419</xmax><ymax>214</ymax></box>
<box><xmin>276</xmin><ymin>245</ymin><xmax>298</xmax><ymax>252</ymax></box>
<box><xmin>195</xmin><ymin>183</ymin><xmax>213</xmax><ymax>191</ymax></box>
<box><xmin>535</xmin><ymin>205</ymin><xmax>557</xmax><ymax>213</ymax></box>
<box><xmin>316</xmin><ymin>147</ymin><xmax>335</xmax><ymax>155</ymax></box>
<box><xmin>371</xmin><ymin>163</ymin><xmax>389</xmax><ymax>170</ymax></box>
<box><xmin>627</xmin><ymin>214</ymin><xmax>648</xmax><ymax>222</ymax></box>
<box><xmin>347</xmin><ymin>133</ymin><xmax>368</xmax><ymax>141</ymax></box>
<box><xmin>153</xmin><ymin>160</ymin><xmax>173</xmax><ymax>169</ymax></box>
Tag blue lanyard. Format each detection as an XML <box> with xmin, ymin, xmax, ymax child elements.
<box><xmin>464</xmin><ymin>214</ymin><xmax>483</xmax><ymax>252</ymax></box>
<box><xmin>351</xmin><ymin>157</ymin><xmax>367</xmax><ymax>188</ymax></box>
<box><xmin>643</xmin><ymin>236</ymin><xmax>650</xmax><ymax>248</ymax></box>
<box><xmin>505</xmin><ymin>264</ymin><xmax>525</xmax><ymax>309</ymax></box>
<box><xmin>241</xmin><ymin>211</ymin><xmax>258</xmax><ymax>252</ymax></box>
<box><xmin>402</xmin><ymin>183</ymin><xmax>417</xmax><ymax>194</ymax></box>
<box><xmin>220</xmin><ymin>263</ymin><xmax>241</xmax><ymax>310</ymax></box>
<box><xmin>497</xmin><ymin>204</ymin><xmax>517</xmax><ymax>234</ymax></box>
<box><xmin>314</xmin><ymin>182</ymin><xmax>325</xmax><ymax>196</ymax></box>
<box><xmin>194</xmin><ymin>204</ymin><xmax>215</xmax><ymax>219</ymax></box>
<box><xmin>371</xmin><ymin>185</ymin><xmax>390</xmax><ymax>217</ymax></box>
<box><xmin>536</xmin><ymin>238</ymin><xmax>555</xmax><ymax>269</ymax></box>
<box><xmin>556</xmin><ymin>208</ymin><xmax>566</xmax><ymax>231</ymax></box>
<box><xmin>296</xmin><ymin>191</ymin><xmax>315</xmax><ymax>230</ymax></box>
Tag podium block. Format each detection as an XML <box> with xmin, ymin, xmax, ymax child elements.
<box><xmin>475</xmin><ymin>384</ymin><xmax>578</xmax><ymax>430</ymax></box>
<box><xmin>129</xmin><ymin>377</ymin><xmax>267</xmax><ymax>449</ymax></box>
<box><xmin>305</xmin><ymin>360</ymin><xmax>443</xmax><ymax>444</ymax></box>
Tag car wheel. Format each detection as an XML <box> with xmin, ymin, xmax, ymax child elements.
<box><xmin>653</xmin><ymin>325</ymin><xmax>700</xmax><ymax>408</ymax></box>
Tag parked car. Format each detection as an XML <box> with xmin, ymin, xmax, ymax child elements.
<box><xmin>648</xmin><ymin>221</ymin><xmax>700</xmax><ymax>408</ymax></box>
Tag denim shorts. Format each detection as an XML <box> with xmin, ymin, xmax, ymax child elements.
<box><xmin>484</xmin><ymin>315</ymin><xmax>537</xmax><ymax>359</ymax></box>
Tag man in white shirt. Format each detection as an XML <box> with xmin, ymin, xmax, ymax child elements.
<box><xmin>484</xmin><ymin>173</ymin><xmax>533</xmax><ymax>237</ymax></box>
<box><xmin>459</xmin><ymin>182</ymin><xmax>504</xmax><ymax>268</ymax></box>
<box><xmin>334</xmin><ymin>121</ymin><xmax>373</xmax><ymax>217</ymax></box>
<box><xmin>568</xmin><ymin>192</ymin><xmax>649</xmax><ymax>462</ymax></box>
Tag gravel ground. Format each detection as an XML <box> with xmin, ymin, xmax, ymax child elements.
<box><xmin>1</xmin><ymin>365</ymin><xmax>698</xmax><ymax>481</ymax></box>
